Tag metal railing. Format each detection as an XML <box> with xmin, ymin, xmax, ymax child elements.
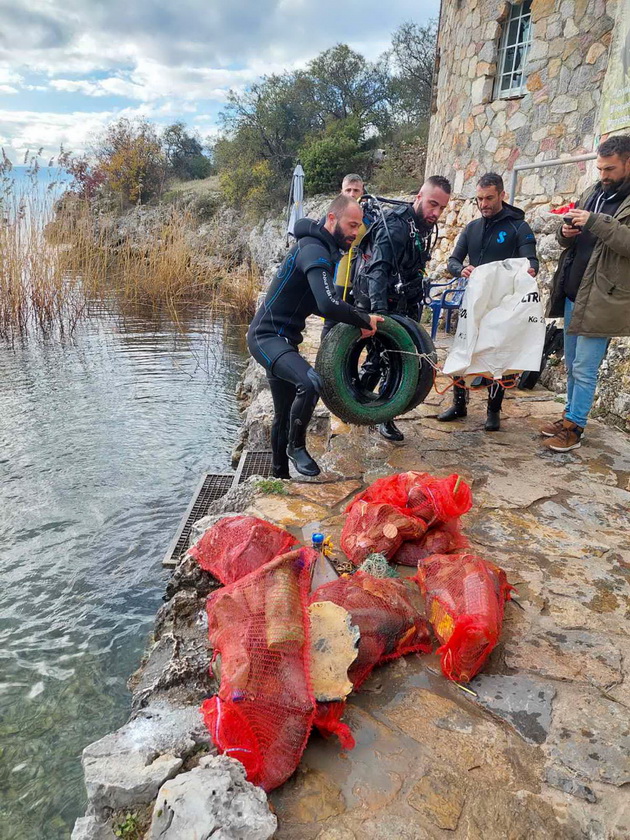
<box><xmin>508</xmin><ymin>152</ymin><xmax>597</xmax><ymax>203</ymax></box>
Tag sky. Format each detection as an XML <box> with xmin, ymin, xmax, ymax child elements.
<box><xmin>0</xmin><ymin>0</ymin><xmax>439</xmax><ymax>163</ymax></box>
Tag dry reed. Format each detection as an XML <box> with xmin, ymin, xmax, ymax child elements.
<box><xmin>0</xmin><ymin>159</ymin><xmax>261</xmax><ymax>341</ymax></box>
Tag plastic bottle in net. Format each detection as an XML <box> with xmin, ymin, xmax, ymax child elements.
<box><xmin>201</xmin><ymin>547</ymin><xmax>316</xmax><ymax>791</ymax></box>
<box><xmin>415</xmin><ymin>553</ymin><xmax>513</xmax><ymax>682</ymax></box>
<box><xmin>189</xmin><ymin>515</ymin><xmax>297</xmax><ymax>585</ymax></box>
<box><xmin>311</xmin><ymin>571</ymin><xmax>432</xmax><ymax>690</ymax></box>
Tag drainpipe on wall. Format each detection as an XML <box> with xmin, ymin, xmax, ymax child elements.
<box><xmin>508</xmin><ymin>153</ymin><xmax>598</xmax><ymax>204</ymax></box>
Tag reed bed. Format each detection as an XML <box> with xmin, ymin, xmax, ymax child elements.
<box><xmin>0</xmin><ymin>167</ymin><xmax>261</xmax><ymax>341</ymax></box>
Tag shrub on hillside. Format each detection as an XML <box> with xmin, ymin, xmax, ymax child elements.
<box><xmin>298</xmin><ymin>120</ymin><xmax>369</xmax><ymax>195</ymax></box>
<box><xmin>95</xmin><ymin>117</ymin><xmax>166</xmax><ymax>206</ymax></box>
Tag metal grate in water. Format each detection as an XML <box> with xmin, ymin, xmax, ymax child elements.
<box><xmin>234</xmin><ymin>449</ymin><xmax>274</xmax><ymax>484</ymax></box>
<box><xmin>162</xmin><ymin>472</ymin><xmax>235</xmax><ymax>567</ymax></box>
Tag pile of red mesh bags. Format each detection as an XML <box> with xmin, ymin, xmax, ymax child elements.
<box><xmin>201</xmin><ymin>547</ymin><xmax>316</xmax><ymax>791</ymax></box>
<box><xmin>341</xmin><ymin>471</ymin><xmax>472</xmax><ymax>566</ymax></box>
<box><xmin>189</xmin><ymin>514</ymin><xmax>297</xmax><ymax>585</ymax></box>
<box><xmin>311</xmin><ymin>571</ymin><xmax>432</xmax><ymax>690</ymax></box>
<box><xmin>416</xmin><ymin>552</ymin><xmax>513</xmax><ymax>682</ymax></box>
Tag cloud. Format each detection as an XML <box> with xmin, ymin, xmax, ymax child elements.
<box><xmin>0</xmin><ymin>103</ymin><xmax>186</xmax><ymax>159</ymax></box>
<box><xmin>0</xmin><ymin>0</ymin><xmax>439</xmax><ymax>158</ymax></box>
<box><xmin>0</xmin><ymin>0</ymin><xmax>438</xmax><ymax>74</ymax></box>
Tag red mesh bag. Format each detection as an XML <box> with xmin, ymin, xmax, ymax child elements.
<box><xmin>189</xmin><ymin>515</ymin><xmax>297</xmax><ymax>585</ymax></box>
<box><xmin>416</xmin><ymin>553</ymin><xmax>513</xmax><ymax>682</ymax></box>
<box><xmin>346</xmin><ymin>471</ymin><xmax>472</xmax><ymax>525</ymax></box>
<box><xmin>340</xmin><ymin>501</ymin><xmax>427</xmax><ymax>566</ymax></box>
<box><xmin>311</xmin><ymin>571</ymin><xmax>432</xmax><ymax>689</ymax></box>
<box><xmin>342</xmin><ymin>473</ymin><xmax>472</xmax><ymax>566</ymax></box>
<box><xmin>392</xmin><ymin>521</ymin><xmax>469</xmax><ymax>567</ymax></box>
<box><xmin>201</xmin><ymin>547</ymin><xmax>316</xmax><ymax>791</ymax></box>
<box><xmin>313</xmin><ymin>701</ymin><xmax>355</xmax><ymax>750</ymax></box>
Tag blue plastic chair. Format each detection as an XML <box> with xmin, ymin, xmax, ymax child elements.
<box><xmin>425</xmin><ymin>277</ymin><xmax>468</xmax><ymax>340</ymax></box>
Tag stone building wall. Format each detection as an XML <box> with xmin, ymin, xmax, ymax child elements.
<box><xmin>426</xmin><ymin>0</ymin><xmax>616</xmax><ymax>204</ymax></box>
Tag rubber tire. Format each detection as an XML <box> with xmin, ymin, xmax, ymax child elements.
<box><xmin>316</xmin><ymin>316</ymin><xmax>419</xmax><ymax>426</ymax></box>
<box><xmin>388</xmin><ymin>314</ymin><xmax>437</xmax><ymax>413</ymax></box>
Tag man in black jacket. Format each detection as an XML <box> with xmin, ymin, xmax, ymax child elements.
<box><xmin>248</xmin><ymin>194</ymin><xmax>380</xmax><ymax>479</ymax></box>
<box><xmin>353</xmin><ymin>175</ymin><xmax>452</xmax><ymax>441</ymax></box>
<box><xmin>438</xmin><ymin>172</ymin><xmax>539</xmax><ymax>431</ymax></box>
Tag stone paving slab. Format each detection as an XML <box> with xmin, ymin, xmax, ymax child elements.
<box><xmin>253</xmin><ymin>319</ymin><xmax>630</xmax><ymax>839</ymax></box>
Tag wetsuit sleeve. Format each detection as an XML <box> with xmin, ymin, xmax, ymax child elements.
<box><xmin>584</xmin><ymin>212</ymin><xmax>630</xmax><ymax>258</ymax></box>
<box><xmin>448</xmin><ymin>229</ymin><xmax>469</xmax><ymax>276</ymax></box>
<box><xmin>307</xmin><ymin>265</ymin><xmax>372</xmax><ymax>328</ymax></box>
<box><xmin>516</xmin><ymin>221</ymin><xmax>539</xmax><ymax>274</ymax></box>
<box><xmin>361</xmin><ymin>219</ymin><xmax>404</xmax><ymax>313</ymax></box>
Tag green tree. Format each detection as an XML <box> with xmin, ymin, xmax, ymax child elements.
<box><xmin>388</xmin><ymin>20</ymin><xmax>437</xmax><ymax>127</ymax></box>
<box><xmin>298</xmin><ymin>119</ymin><xmax>368</xmax><ymax>194</ymax></box>
<box><xmin>162</xmin><ymin>121</ymin><xmax>213</xmax><ymax>180</ymax></box>
<box><xmin>303</xmin><ymin>44</ymin><xmax>392</xmax><ymax>132</ymax></box>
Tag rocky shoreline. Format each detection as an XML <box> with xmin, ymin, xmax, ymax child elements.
<box><xmin>71</xmin><ymin>196</ymin><xmax>629</xmax><ymax>839</ymax></box>
<box><xmin>72</xmin><ymin>309</ymin><xmax>630</xmax><ymax>839</ymax></box>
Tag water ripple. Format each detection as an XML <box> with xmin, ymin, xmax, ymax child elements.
<box><xmin>0</xmin><ymin>309</ymin><xmax>247</xmax><ymax>839</ymax></box>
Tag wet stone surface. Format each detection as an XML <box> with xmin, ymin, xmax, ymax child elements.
<box><xmin>468</xmin><ymin>673</ymin><xmax>556</xmax><ymax>744</ymax></box>
<box><xmin>82</xmin><ymin>320</ymin><xmax>629</xmax><ymax>840</ymax></box>
<box><xmin>256</xmin><ymin>321</ymin><xmax>630</xmax><ymax>839</ymax></box>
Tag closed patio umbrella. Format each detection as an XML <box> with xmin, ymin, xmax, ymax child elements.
<box><xmin>287</xmin><ymin>162</ymin><xmax>305</xmax><ymax>240</ymax></box>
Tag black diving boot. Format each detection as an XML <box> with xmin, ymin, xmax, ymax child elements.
<box><xmin>287</xmin><ymin>419</ymin><xmax>320</xmax><ymax>477</ymax></box>
<box><xmin>437</xmin><ymin>384</ymin><xmax>468</xmax><ymax>421</ymax></box>
<box><xmin>485</xmin><ymin>383</ymin><xmax>505</xmax><ymax>432</ymax></box>
<box><xmin>377</xmin><ymin>420</ymin><xmax>404</xmax><ymax>441</ymax></box>
<box><xmin>272</xmin><ymin>460</ymin><xmax>290</xmax><ymax>479</ymax></box>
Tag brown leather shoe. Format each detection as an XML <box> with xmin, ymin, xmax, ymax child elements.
<box><xmin>544</xmin><ymin>420</ymin><xmax>583</xmax><ymax>452</ymax></box>
<box><xmin>540</xmin><ymin>416</ymin><xmax>565</xmax><ymax>437</ymax></box>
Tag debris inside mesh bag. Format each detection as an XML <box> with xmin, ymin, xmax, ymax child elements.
<box><xmin>341</xmin><ymin>472</ymin><xmax>472</xmax><ymax>566</ymax></box>
<box><xmin>189</xmin><ymin>514</ymin><xmax>297</xmax><ymax>585</ymax></box>
<box><xmin>197</xmin><ymin>472</ymin><xmax>513</xmax><ymax>794</ymax></box>
<box><xmin>416</xmin><ymin>552</ymin><xmax>513</xmax><ymax>682</ymax></box>
<box><xmin>310</xmin><ymin>571</ymin><xmax>432</xmax><ymax>690</ymax></box>
<box><xmin>201</xmin><ymin>547</ymin><xmax>317</xmax><ymax>791</ymax></box>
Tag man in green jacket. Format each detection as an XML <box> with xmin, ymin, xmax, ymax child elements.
<box><xmin>541</xmin><ymin>135</ymin><xmax>630</xmax><ymax>452</ymax></box>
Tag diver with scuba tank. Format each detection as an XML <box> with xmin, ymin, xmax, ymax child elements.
<box><xmin>352</xmin><ymin>175</ymin><xmax>452</xmax><ymax>441</ymax></box>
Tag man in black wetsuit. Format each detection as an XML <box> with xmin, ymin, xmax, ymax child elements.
<box><xmin>352</xmin><ymin>174</ymin><xmax>452</xmax><ymax>442</ymax></box>
<box><xmin>437</xmin><ymin>172</ymin><xmax>539</xmax><ymax>431</ymax></box>
<box><xmin>248</xmin><ymin>194</ymin><xmax>380</xmax><ymax>479</ymax></box>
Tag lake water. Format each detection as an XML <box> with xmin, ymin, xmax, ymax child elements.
<box><xmin>0</xmin><ymin>307</ymin><xmax>247</xmax><ymax>838</ymax></box>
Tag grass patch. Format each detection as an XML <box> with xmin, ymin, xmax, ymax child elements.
<box><xmin>255</xmin><ymin>478</ymin><xmax>288</xmax><ymax>495</ymax></box>
<box><xmin>113</xmin><ymin>810</ymin><xmax>148</xmax><ymax>839</ymax></box>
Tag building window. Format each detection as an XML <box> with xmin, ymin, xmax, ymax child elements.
<box><xmin>495</xmin><ymin>0</ymin><xmax>532</xmax><ymax>99</ymax></box>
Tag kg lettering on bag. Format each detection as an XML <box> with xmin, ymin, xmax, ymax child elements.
<box><xmin>443</xmin><ymin>258</ymin><xmax>545</xmax><ymax>380</ymax></box>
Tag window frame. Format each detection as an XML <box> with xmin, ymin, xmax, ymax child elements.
<box><xmin>494</xmin><ymin>0</ymin><xmax>533</xmax><ymax>100</ymax></box>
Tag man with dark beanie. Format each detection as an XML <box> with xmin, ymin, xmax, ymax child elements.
<box><xmin>541</xmin><ymin>135</ymin><xmax>630</xmax><ymax>452</ymax></box>
<box><xmin>438</xmin><ymin>172</ymin><xmax>539</xmax><ymax>431</ymax></box>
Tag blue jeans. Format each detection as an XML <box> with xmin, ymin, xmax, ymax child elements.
<box><xmin>563</xmin><ymin>298</ymin><xmax>609</xmax><ymax>429</ymax></box>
